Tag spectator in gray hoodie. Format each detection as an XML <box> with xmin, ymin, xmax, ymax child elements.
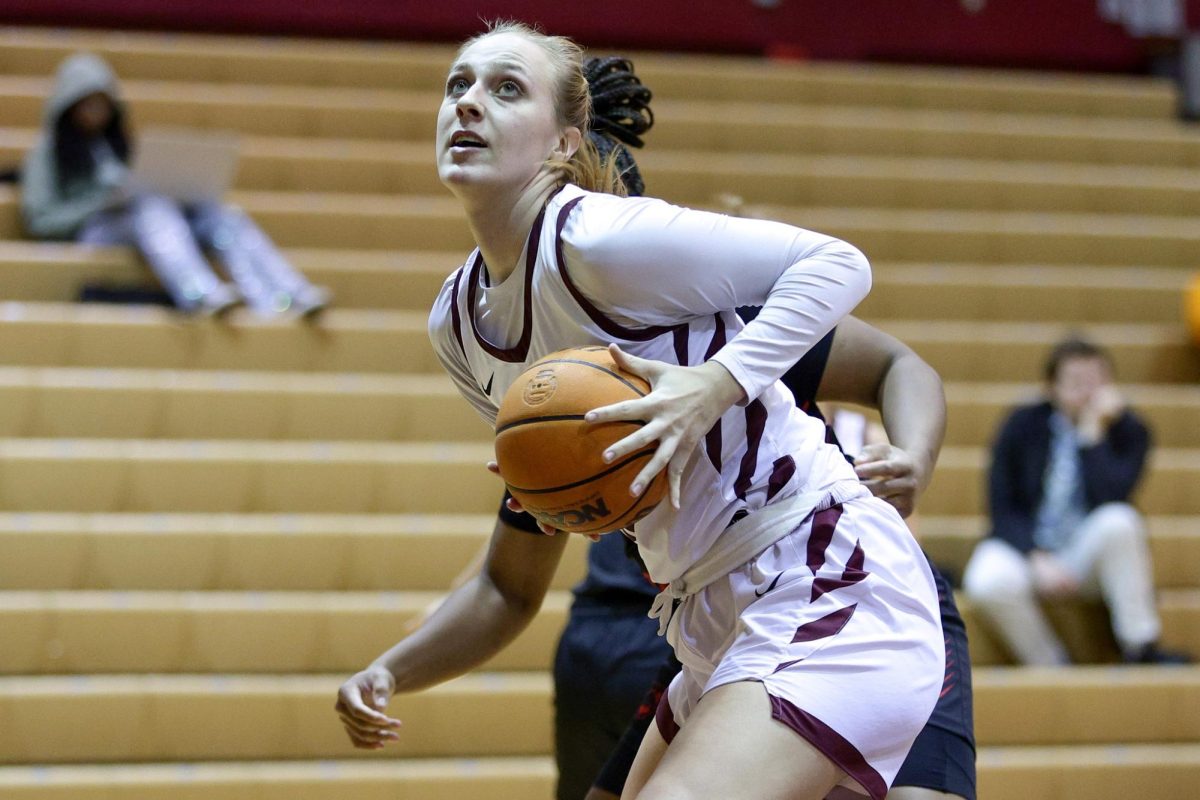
<box><xmin>20</xmin><ymin>52</ymin><xmax>329</xmax><ymax>317</ymax></box>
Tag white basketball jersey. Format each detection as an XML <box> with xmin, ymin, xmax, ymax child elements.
<box><xmin>429</xmin><ymin>184</ymin><xmax>870</xmax><ymax>583</ymax></box>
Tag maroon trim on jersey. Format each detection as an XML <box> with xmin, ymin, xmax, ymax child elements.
<box><xmin>812</xmin><ymin>539</ymin><xmax>870</xmax><ymax>602</ymax></box>
<box><xmin>673</xmin><ymin>326</ymin><xmax>689</xmax><ymax>366</ymax></box>
<box><xmin>771</xmin><ymin>657</ymin><xmax>805</xmax><ymax>674</ymax></box>
<box><xmin>792</xmin><ymin>602</ymin><xmax>857</xmax><ymax>643</ymax></box>
<box><xmin>768</xmin><ymin>693</ymin><xmax>888</xmax><ymax>800</ymax></box>
<box><xmin>655</xmin><ymin>691</ymin><xmax>681</xmax><ymax>745</ymax></box>
<box><xmin>766</xmin><ymin>455</ymin><xmax>796</xmax><ymax>501</ymax></box>
<box><xmin>734</xmin><ymin>399</ymin><xmax>768</xmax><ymax>499</ymax></box>
<box><xmin>703</xmin><ymin>313</ymin><xmax>726</xmax><ymax>472</ymax></box>
<box><xmin>466</xmin><ymin>205</ymin><xmax>548</xmax><ymax>363</ymax></box>
<box><xmin>448</xmin><ymin>266</ymin><xmax>467</xmax><ymax>359</ymax></box>
<box><xmin>553</xmin><ymin>196</ymin><xmax>682</xmax><ymax>342</ymax></box>
<box><xmin>806</xmin><ymin>504</ymin><xmax>843</xmax><ymax>574</ymax></box>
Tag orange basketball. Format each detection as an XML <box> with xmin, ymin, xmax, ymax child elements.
<box><xmin>495</xmin><ymin>346</ymin><xmax>667</xmax><ymax>534</ymax></box>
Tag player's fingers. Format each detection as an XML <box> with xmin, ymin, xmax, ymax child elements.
<box><xmin>854</xmin><ymin>443</ymin><xmax>894</xmax><ymax>465</ymax></box>
<box><xmin>608</xmin><ymin>343</ymin><xmax>661</xmax><ymax>382</ymax></box>
<box><xmin>666</xmin><ymin>452</ymin><xmax>688</xmax><ymax>509</ymax></box>
<box><xmin>854</xmin><ymin>459</ymin><xmax>910</xmax><ymax>480</ymax></box>
<box><xmin>335</xmin><ymin>693</ymin><xmax>401</xmax><ymax>728</ymax></box>
<box><xmin>342</xmin><ymin>723</ymin><xmax>396</xmax><ymax>749</ymax></box>
<box><xmin>505</xmin><ymin>496</ymin><xmax>525</xmax><ymax>514</ymax></box>
<box><xmin>337</xmin><ymin>709</ymin><xmax>400</xmax><ymax>739</ymax></box>
<box><xmin>629</xmin><ymin>435</ymin><xmax>676</xmax><ymax>497</ymax></box>
<box><xmin>602</xmin><ymin>421</ymin><xmax>659</xmax><ymax>463</ymax></box>
<box><xmin>585</xmin><ymin>397</ymin><xmax>649</xmax><ymax>425</ymax></box>
<box><xmin>486</xmin><ymin>461</ymin><xmax>501</xmax><ymax>475</ymax></box>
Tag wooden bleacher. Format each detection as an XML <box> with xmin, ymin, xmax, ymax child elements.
<box><xmin>0</xmin><ymin>25</ymin><xmax>1198</xmax><ymax>800</ymax></box>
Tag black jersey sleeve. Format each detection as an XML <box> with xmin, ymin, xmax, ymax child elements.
<box><xmin>497</xmin><ymin>491</ymin><xmax>543</xmax><ymax>534</ymax></box>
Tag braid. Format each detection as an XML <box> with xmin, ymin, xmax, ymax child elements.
<box><xmin>584</xmin><ymin>56</ymin><xmax>653</xmax><ymax>148</ymax></box>
<box><xmin>584</xmin><ymin>56</ymin><xmax>653</xmax><ymax>197</ymax></box>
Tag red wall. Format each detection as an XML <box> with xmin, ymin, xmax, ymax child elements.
<box><xmin>1</xmin><ymin>0</ymin><xmax>1196</xmax><ymax>72</ymax></box>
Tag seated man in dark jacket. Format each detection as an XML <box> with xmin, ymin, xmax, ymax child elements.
<box><xmin>963</xmin><ymin>337</ymin><xmax>1187</xmax><ymax>665</ymax></box>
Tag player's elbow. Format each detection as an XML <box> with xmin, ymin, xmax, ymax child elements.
<box><xmin>481</xmin><ymin>569</ymin><xmax>549</xmax><ymax>624</ymax></box>
<box><xmin>814</xmin><ymin>238</ymin><xmax>871</xmax><ymax>305</ymax></box>
<box><xmin>840</xmin><ymin>240</ymin><xmax>872</xmax><ymax>302</ymax></box>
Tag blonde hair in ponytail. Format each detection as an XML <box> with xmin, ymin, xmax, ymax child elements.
<box><xmin>461</xmin><ymin>21</ymin><xmax>628</xmax><ymax>196</ymax></box>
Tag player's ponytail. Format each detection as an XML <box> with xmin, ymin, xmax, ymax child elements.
<box><xmin>580</xmin><ymin>56</ymin><xmax>653</xmax><ymax>197</ymax></box>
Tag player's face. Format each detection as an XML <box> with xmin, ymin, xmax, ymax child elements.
<box><xmin>437</xmin><ymin>33</ymin><xmax>569</xmax><ymax>193</ymax></box>
<box><xmin>1050</xmin><ymin>356</ymin><xmax>1110</xmax><ymax>419</ymax></box>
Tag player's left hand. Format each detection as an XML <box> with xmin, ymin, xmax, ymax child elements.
<box><xmin>585</xmin><ymin>343</ymin><xmax>745</xmax><ymax>509</ymax></box>
<box><xmin>853</xmin><ymin>444</ymin><xmax>930</xmax><ymax>519</ymax></box>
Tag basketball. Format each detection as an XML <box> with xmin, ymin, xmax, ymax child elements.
<box><xmin>494</xmin><ymin>346</ymin><xmax>667</xmax><ymax>534</ymax></box>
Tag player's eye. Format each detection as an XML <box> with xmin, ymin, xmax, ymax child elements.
<box><xmin>447</xmin><ymin>76</ymin><xmax>470</xmax><ymax>97</ymax></box>
<box><xmin>496</xmin><ymin>80</ymin><xmax>522</xmax><ymax>97</ymax></box>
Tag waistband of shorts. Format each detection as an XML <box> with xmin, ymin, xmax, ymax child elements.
<box><xmin>647</xmin><ymin>480</ymin><xmax>868</xmax><ymax>637</ymax></box>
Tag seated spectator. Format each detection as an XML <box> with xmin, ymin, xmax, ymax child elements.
<box><xmin>963</xmin><ymin>337</ymin><xmax>1188</xmax><ymax>665</ymax></box>
<box><xmin>20</xmin><ymin>53</ymin><xmax>329</xmax><ymax>317</ymax></box>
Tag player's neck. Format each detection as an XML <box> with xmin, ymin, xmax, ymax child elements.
<box><xmin>460</xmin><ymin>174</ymin><xmax>560</xmax><ymax>285</ymax></box>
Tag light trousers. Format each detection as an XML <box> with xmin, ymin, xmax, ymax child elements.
<box><xmin>78</xmin><ymin>193</ymin><xmax>316</xmax><ymax>313</ymax></box>
<box><xmin>963</xmin><ymin>502</ymin><xmax>1160</xmax><ymax>665</ymax></box>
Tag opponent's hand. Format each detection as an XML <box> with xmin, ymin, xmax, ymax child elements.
<box><xmin>486</xmin><ymin>461</ymin><xmax>566</xmax><ymax>536</ymax></box>
<box><xmin>335</xmin><ymin>665</ymin><xmax>402</xmax><ymax>750</ymax></box>
<box><xmin>585</xmin><ymin>344</ymin><xmax>745</xmax><ymax>509</ymax></box>
<box><xmin>853</xmin><ymin>444</ymin><xmax>930</xmax><ymax>519</ymax></box>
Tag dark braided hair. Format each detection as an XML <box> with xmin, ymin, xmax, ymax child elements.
<box><xmin>584</xmin><ymin>56</ymin><xmax>653</xmax><ymax>197</ymax></box>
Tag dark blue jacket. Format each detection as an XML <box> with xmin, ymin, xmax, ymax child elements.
<box><xmin>987</xmin><ymin>400</ymin><xmax>1151</xmax><ymax>554</ymax></box>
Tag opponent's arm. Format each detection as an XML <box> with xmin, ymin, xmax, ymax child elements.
<box><xmin>335</xmin><ymin>512</ymin><xmax>568</xmax><ymax>749</ymax></box>
<box><xmin>816</xmin><ymin>316</ymin><xmax>945</xmax><ymax>518</ymax></box>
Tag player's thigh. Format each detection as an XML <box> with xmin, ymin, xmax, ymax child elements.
<box><xmin>631</xmin><ymin>681</ymin><xmax>843</xmax><ymax>800</ymax></box>
<box><xmin>621</xmin><ymin>718</ymin><xmax>669</xmax><ymax>800</ymax></box>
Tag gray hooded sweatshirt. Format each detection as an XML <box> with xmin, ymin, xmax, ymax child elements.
<box><xmin>20</xmin><ymin>53</ymin><xmax>128</xmax><ymax>240</ymax></box>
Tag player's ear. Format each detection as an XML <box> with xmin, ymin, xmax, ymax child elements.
<box><xmin>553</xmin><ymin>126</ymin><xmax>582</xmax><ymax>161</ymax></box>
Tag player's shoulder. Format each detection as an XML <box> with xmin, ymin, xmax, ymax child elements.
<box><xmin>551</xmin><ymin>184</ymin><xmax>678</xmax><ymax>254</ymax></box>
<box><xmin>427</xmin><ymin>255</ymin><xmax>474</xmax><ymax>340</ymax></box>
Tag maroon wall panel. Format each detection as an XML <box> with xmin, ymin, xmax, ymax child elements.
<box><xmin>1</xmin><ymin>0</ymin><xmax>1195</xmax><ymax>72</ymax></box>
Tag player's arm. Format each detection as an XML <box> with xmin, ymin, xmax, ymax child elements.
<box><xmin>335</xmin><ymin>513</ymin><xmax>568</xmax><ymax>749</ymax></box>
<box><xmin>574</xmin><ymin>196</ymin><xmax>870</xmax><ymax>504</ymax></box>
<box><xmin>816</xmin><ymin>316</ymin><xmax>946</xmax><ymax>518</ymax></box>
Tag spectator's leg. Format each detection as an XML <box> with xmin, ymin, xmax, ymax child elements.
<box><xmin>95</xmin><ymin>195</ymin><xmax>237</xmax><ymax>314</ymax></box>
<box><xmin>962</xmin><ymin>538</ymin><xmax>1069</xmax><ymax>665</ymax></box>
<box><xmin>190</xmin><ymin>202</ymin><xmax>328</xmax><ymax>315</ymax></box>
<box><xmin>1059</xmin><ymin>503</ymin><xmax>1161</xmax><ymax>655</ymax></box>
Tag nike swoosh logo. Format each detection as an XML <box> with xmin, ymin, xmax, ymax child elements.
<box><xmin>482</xmin><ymin>373</ymin><xmax>494</xmax><ymax>395</ymax></box>
<box><xmin>754</xmin><ymin>572</ymin><xmax>784</xmax><ymax>598</ymax></box>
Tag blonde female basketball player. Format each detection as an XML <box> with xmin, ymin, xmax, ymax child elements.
<box><xmin>336</xmin><ymin>22</ymin><xmax>943</xmax><ymax>800</ymax></box>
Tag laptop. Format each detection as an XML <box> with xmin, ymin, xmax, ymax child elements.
<box><xmin>129</xmin><ymin>128</ymin><xmax>241</xmax><ymax>204</ymax></box>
